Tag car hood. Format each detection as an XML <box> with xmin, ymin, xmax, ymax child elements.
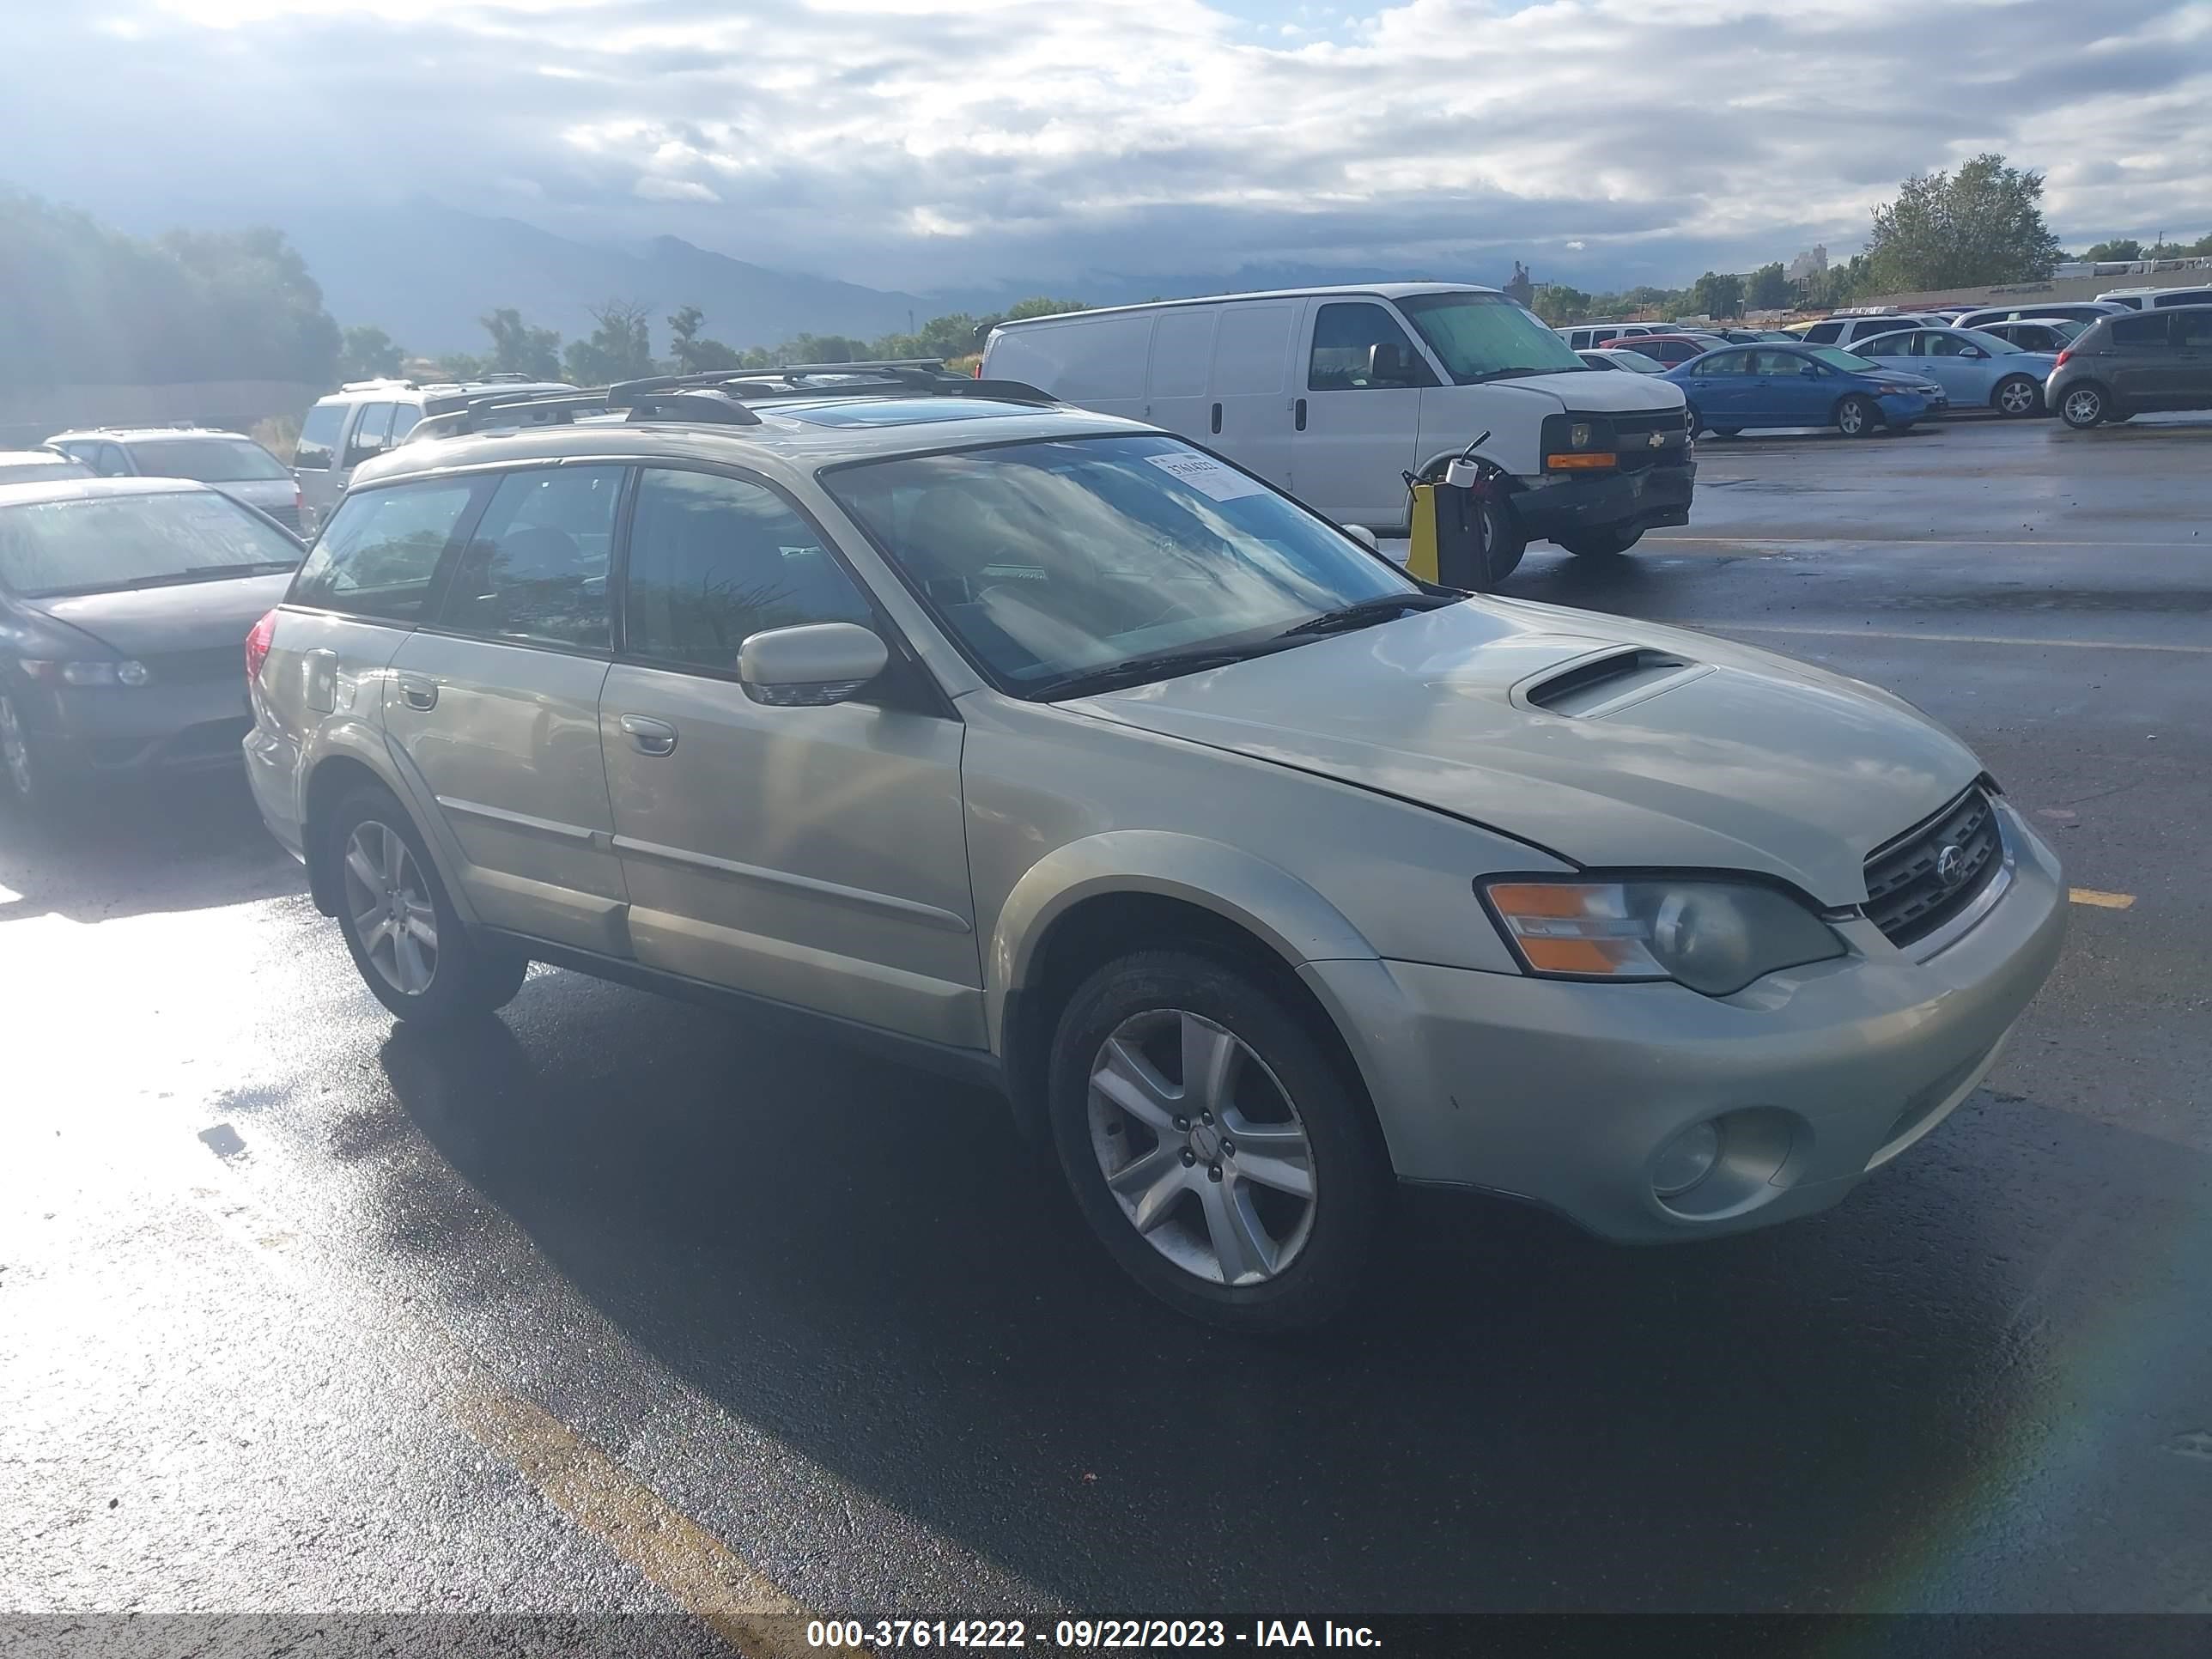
<box><xmin>1487</xmin><ymin>369</ymin><xmax>1686</xmax><ymax>412</ymax></box>
<box><xmin>26</xmin><ymin>571</ymin><xmax>293</xmax><ymax>659</ymax></box>
<box><xmin>1070</xmin><ymin>600</ymin><xmax>1982</xmax><ymax>905</ymax></box>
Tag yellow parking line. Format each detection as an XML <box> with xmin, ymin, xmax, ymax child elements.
<box><xmin>455</xmin><ymin>1389</ymin><xmax>838</xmax><ymax>1659</ymax></box>
<box><xmin>1679</xmin><ymin>622</ymin><xmax>2212</xmax><ymax>654</ymax></box>
<box><xmin>2069</xmin><ymin>888</ymin><xmax>2137</xmax><ymax>909</ymax></box>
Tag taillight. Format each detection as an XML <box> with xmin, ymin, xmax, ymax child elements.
<box><xmin>2053</xmin><ymin>347</ymin><xmax>2072</xmax><ymax>368</ymax></box>
<box><xmin>246</xmin><ymin>608</ymin><xmax>277</xmax><ymax>687</ymax></box>
<box><xmin>973</xmin><ymin>359</ymin><xmax>982</xmax><ymax>378</ymax></box>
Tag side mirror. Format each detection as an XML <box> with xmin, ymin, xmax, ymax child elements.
<box><xmin>738</xmin><ymin>622</ymin><xmax>889</xmax><ymax>708</ymax></box>
<box><xmin>1341</xmin><ymin>524</ymin><xmax>1380</xmax><ymax>552</ymax></box>
<box><xmin>1964</xmin><ymin>346</ymin><xmax>1988</xmax><ymax>359</ymax></box>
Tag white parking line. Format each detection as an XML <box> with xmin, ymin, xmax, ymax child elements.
<box><xmin>1649</xmin><ymin>536</ymin><xmax>2211</xmax><ymax>550</ymax></box>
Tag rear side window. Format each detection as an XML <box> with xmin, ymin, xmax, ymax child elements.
<box><xmin>621</xmin><ymin>469</ymin><xmax>872</xmax><ymax>674</ymax></box>
<box><xmin>2175</xmin><ymin>310</ymin><xmax>2212</xmax><ymax>348</ymax></box>
<box><xmin>295</xmin><ymin>404</ymin><xmax>345</xmax><ymax>471</ymax></box>
<box><xmin>1696</xmin><ymin>351</ymin><xmax>1749</xmax><ymax>375</ymax></box>
<box><xmin>289</xmin><ymin>479</ymin><xmax>477</xmax><ymax>622</ymax></box>
<box><xmin>2152</xmin><ymin>289</ymin><xmax>2212</xmax><ymax>308</ymax></box>
<box><xmin>1802</xmin><ymin>322</ymin><xmax>1841</xmax><ymax>343</ymax></box>
<box><xmin>2110</xmin><ymin>314</ymin><xmax>2168</xmax><ymax>347</ymax></box>
<box><xmin>434</xmin><ymin>466</ymin><xmax>623</xmax><ymax>650</ymax></box>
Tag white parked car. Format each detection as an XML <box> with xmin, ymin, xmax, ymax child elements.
<box><xmin>1796</xmin><ymin>313</ymin><xmax>1955</xmax><ymax>348</ymax></box>
<box><xmin>2094</xmin><ymin>285</ymin><xmax>2212</xmax><ymax>312</ymax></box>
<box><xmin>981</xmin><ymin>284</ymin><xmax>1693</xmax><ymax>573</ymax></box>
<box><xmin>1577</xmin><ymin>349</ymin><xmax>1668</xmax><ymax>374</ymax></box>
<box><xmin>1850</xmin><ymin>326</ymin><xmax>2058</xmax><ymax>416</ymax></box>
<box><xmin>245</xmin><ymin>368</ymin><xmax>2066</xmax><ymax>1332</ymax></box>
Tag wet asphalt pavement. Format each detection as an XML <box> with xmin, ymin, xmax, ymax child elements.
<box><xmin>2</xmin><ymin>414</ymin><xmax>2209</xmax><ymax>1638</ymax></box>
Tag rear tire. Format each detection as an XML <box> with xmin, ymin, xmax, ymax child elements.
<box><xmin>325</xmin><ymin>784</ymin><xmax>530</xmax><ymax>1024</ymax></box>
<box><xmin>1836</xmin><ymin>394</ymin><xmax>1881</xmax><ymax>438</ymax></box>
<box><xmin>2058</xmin><ymin>383</ymin><xmax>2110</xmax><ymax>429</ymax></box>
<box><xmin>1711</xmin><ymin>427</ymin><xmax>1743</xmax><ymax>438</ymax></box>
<box><xmin>1556</xmin><ymin>526</ymin><xmax>1644</xmax><ymax>557</ymax></box>
<box><xmin>1993</xmin><ymin>375</ymin><xmax>2042</xmax><ymax>418</ymax></box>
<box><xmin>1045</xmin><ymin>948</ymin><xmax>1388</xmax><ymax>1334</ymax></box>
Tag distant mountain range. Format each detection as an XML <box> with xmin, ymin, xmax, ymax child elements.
<box><xmin>278</xmin><ymin>199</ymin><xmax>1504</xmax><ymax>356</ymax></box>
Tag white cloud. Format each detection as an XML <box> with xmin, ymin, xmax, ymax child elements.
<box><xmin>4</xmin><ymin>0</ymin><xmax>2207</xmax><ymax>291</ymax></box>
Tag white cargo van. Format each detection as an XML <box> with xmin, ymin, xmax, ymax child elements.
<box><xmin>981</xmin><ymin>284</ymin><xmax>1693</xmax><ymax>565</ymax></box>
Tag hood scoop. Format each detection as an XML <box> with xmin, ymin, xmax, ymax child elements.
<box><xmin>1520</xmin><ymin>647</ymin><xmax>1711</xmax><ymax>719</ymax></box>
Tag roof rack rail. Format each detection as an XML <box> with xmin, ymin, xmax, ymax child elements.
<box><xmin>405</xmin><ymin>365</ymin><xmax>1058</xmax><ymax>442</ymax></box>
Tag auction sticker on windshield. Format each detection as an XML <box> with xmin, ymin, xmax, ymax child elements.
<box><xmin>1143</xmin><ymin>451</ymin><xmax>1268</xmax><ymax>502</ymax></box>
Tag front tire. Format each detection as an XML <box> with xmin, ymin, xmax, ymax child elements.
<box><xmin>1478</xmin><ymin>495</ymin><xmax>1527</xmax><ymax>586</ymax></box>
<box><xmin>2059</xmin><ymin>383</ymin><xmax>2110</xmax><ymax>428</ymax></box>
<box><xmin>326</xmin><ymin>785</ymin><xmax>529</xmax><ymax>1024</ymax></box>
<box><xmin>1993</xmin><ymin>374</ymin><xmax>2042</xmax><ymax>418</ymax></box>
<box><xmin>1836</xmin><ymin>394</ymin><xmax>1881</xmax><ymax>438</ymax></box>
<box><xmin>1045</xmin><ymin>949</ymin><xmax>1388</xmax><ymax>1334</ymax></box>
<box><xmin>0</xmin><ymin>692</ymin><xmax>49</xmax><ymax>812</ymax></box>
<box><xmin>1556</xmin><ymin>525</ymin><xmax>1644</xmax><ymax>557</ymax></box>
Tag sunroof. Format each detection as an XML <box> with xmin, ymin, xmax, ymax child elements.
<box><xmin>779</xmin><ymin>399</ymin><xmax>1052</xmax><ymax>427</ymax></box>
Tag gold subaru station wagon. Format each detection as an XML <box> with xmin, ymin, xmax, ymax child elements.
<box><xmin>245</xmin><ymin>367</ymin><xmax>2065</xmax><ymax>1331</ymax></box>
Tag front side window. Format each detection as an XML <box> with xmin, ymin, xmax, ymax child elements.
<box><xmin>0</xmin><ymin>490</ymin><xmax>300</xmax><ymax>599</ymax></box>
<box><xmin>2174</xmin><ymin>309</ymin><xmax>2212</xmax><ymax>348</ymax></box>
<box><xmin>1308</xmin><ymin>303</ymin><xmax>1435</xmax><ymax>390</ymax></box>
<box><xmin>289</xmin><ymin>479</ymin><xmax>477</xmax><ymax>622</ymax></box>
<box><xmin>388</xmin><ymin>405</ymin><xmax>422</xmax><ymax>442</ymax></box>
<box><xmin>623</xmin><ymin>469</ymin><xmax>873</xmax><ymax>674</ymax></box>
<box><xmin>295</xmin><ymin>404</ymin><xmax>345</xmax><ymax>471</ymax></box>
<box><xmin>1857</xmin><ymin>332</ymin><xmax>1915</xmax><ymax>357</ymax></box>
<box><xmin>126</xmin><ymin>438</ymin><xmax>291</xmax><ymax>483</ymax></box>
<box><xmin>1396</xmin><ymin>291</ymin><xmax>1587</xmax><ymax>383</ymax></box>
<box><xmin>347</xmin><ymin>404</ymin><xmax>395</xmax><ymax>461</ymax></box>
<box><xmin>436</xmin><ymin>466</ymin><xmax>623</xmax><ymax>650</ymax></box>
<box><xmin>93</xmin><ymin>443</ymin><xmax>132</xmax><ymax>477</ymax></box>
<box><xmin>1753</xmin><ymin>350</ymin><xmax>1814</xmax><ymax>378</ymax></box>
<box><xmin>823</xmin><ymin>434</ymin><xmax>1414</xmax><ymax>695</ymax></box>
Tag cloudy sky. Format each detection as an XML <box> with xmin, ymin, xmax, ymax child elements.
<box><xmin>4</xmin><ymin>0</ymin><xmax>2209</xmax><ymax>294</ymax></box>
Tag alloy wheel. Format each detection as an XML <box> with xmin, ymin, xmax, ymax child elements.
<box><xmin>342</xmin><ymin>820</ymin><xmax>440</xmax><ymax>995</ymax></box>
<box><xmin>1996</xmin><ymin>378</ymin><xmax>2039</xmax><ymax>416</ymax></box>
<box><xmin>2063</xmin><ymin>388</ymin><xmax>2104</xmax><ymax>428</ymax></box>
<box><xmin>1086</xmin><ymin>1009</ymin><xmax>1317</xmax><ymax>1287</ymax></box>
<box><xmin>1838</xmin><ymin>398</ymin><xmax>1868</xmax><ymax>436</ymax></box>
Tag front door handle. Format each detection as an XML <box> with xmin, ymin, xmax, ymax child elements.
<box><xmin>397</xmin><ymin>676</ymin><xmax>437</xmax><ymax>711</ymax></box>
<box><xmin>619</xmin><ymin>714</ymin><xmax>678</xmax><ymax>757</ymax></box>
<box><xmin>1294</xmin><ymin>397</ymin><xmax>1308</xmax><ymax>431</ymax></box>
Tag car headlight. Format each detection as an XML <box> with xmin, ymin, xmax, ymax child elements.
<box><xmin>20</xmin><ymin>659</ymin><xmax>152</xmax><ymax>687</ymax></box>
<box><xmin>1479</xmin><ymin>877</ymin><xmax>1845</xmax><ymax>997</ymax></box>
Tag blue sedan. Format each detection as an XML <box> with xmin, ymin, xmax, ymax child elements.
<box><xmin>1663</xmin><ymin>343</ymin><xmax>1947</xmax><ymax>438</ymax></box>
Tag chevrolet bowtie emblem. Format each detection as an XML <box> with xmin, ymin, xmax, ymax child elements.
<box><xmin>1649</xmin><ymin>432</ymin><xmax>1665</xmax><ymax>447</ymax></box>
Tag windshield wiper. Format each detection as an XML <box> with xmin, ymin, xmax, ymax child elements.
<box><xmin>1274</xmin><ymin>592</ymin><xmax>1456</xmax><ymax>638</ymax></box>
<box><xmin>1467</xmin><ymin>367</ymin><xmax>1553</xmax><ymax>384</ymax></box>
<box><xmin>1030</xmin><ymin>645</ymin><xmax>1288</xmax><ymax>701</ymax></box>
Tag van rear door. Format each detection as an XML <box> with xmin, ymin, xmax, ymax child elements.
<box><xmin>1291</xmin><ymin>298</ymin><xmax>1432</xmax><ymax>529</ymax></box>
<box><xmin>1145</xmin><ymin>307</ymin><xmax>1218</xmax><ymax>444</ymax></box>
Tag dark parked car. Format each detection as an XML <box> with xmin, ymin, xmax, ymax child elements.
<box><xmin>46</xmin><ymin>427</ymin><xmax>304</xmax><ymax>532</ymax></box>
<box><xmin>0</xmin><ymin>449</ymin><xmax>94</xmax><ymax>486</ymax></box>
<box><xmin>0</xmin><ymin>477</ymin><xmax>301</xmax><ymax>807</ymax></box>
<box><xmin>1664</xmin><ymin>344</ymin><xmax>1945</xmax><ymax>437</ymax></box>
<box><xmin>2047</xmin><ymin>305</ymin><xmax>2212</xmax><ymax>428</ymax></box>
<box><xmin>1614</xmin><ymin>332</ymin><xmax>1728</xmax><ymax>368</ymax></box>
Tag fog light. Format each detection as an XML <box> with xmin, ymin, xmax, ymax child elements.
<box><xmin>1652</xmin><ymin>1120</ymin><xmax>1723</xmax><ymax>1199</ymax></box>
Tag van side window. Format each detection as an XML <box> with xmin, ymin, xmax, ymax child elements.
<box><xmin>1308</xmin><ymin>303</ymin><xmax>1436</xmax><ymax>391</ymax></box>
<box><xmin>621</xmin><ymin>469</ymin><xmax>872</xmax><ymax>674</ymax></box>
<box><xmin>434</xmin><ymin>466</ymin><xmax>623</xmax><ymax>650</ymax></box>
<box><xmin>289</xmin><ymin>479</ymin><xmax>478</xmax><ymax>623</ymax></box>
<box><xmin>295</xmin><ymin>404</ymin><xmax>344</xmax><ymax>471</ymax></box>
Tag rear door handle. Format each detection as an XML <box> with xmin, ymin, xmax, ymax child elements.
<box><xmin>397</xmin><ymin>676</ymin><xmax>437</xmax><ymax>711</ymax></box>
<box><xmin>619</xmin><ymin>714</ymin><xmax>678</xmax><ymax>757</ymax></box>
<box><xmin>1210</xmin><ymin>401</ymin><xmax>1222</xmax><ymax>434</ymax></box>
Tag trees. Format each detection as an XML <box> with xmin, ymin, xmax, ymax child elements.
<box><xmin>337</xmin><ymin>325</ymin><xmax>404</xmax><ymax>381</ymax></box>
<box><xmin>1691</xmin><ymin>271</ymin><xmax>1744</xmax><ymax>319</ymax></box>
<box><xmin>1861</xmin><ymin>153</ymin><xmax>2063</xmax><ymax>292</ymax></box>
<box><xmin>562</xmin><ymin>299</ymin><xmax>655</xmax><ymax>385</ymax></box>
<box><xmin>1529</xmin><ymin>284</ymin><xmax>1593</xmax><ymax>324</ymax></box>
<box><xmin>666</xmin><ymin>305</ymin><xmax>744</xmax><ymax>373</ymax></box>
<box><xmin>1747</xmin><ymin>262</ymin><xmax>1791</xmax><ymax>311</ymax></box>
<box><xmin>2082</xmin><ymin>239</ymin><xmax>2142</xmax><ymax>262</ymax></box>
<box><xmin>480</xmin><ymin>307</ymin><xmax>563</xmax><ymax>380</ymax></box>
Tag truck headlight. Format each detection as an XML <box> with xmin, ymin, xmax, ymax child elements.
<box><xmin>1479</xmin><ymin>877</ymin><xmax>1845</xmax><ymax>997</ymax></box>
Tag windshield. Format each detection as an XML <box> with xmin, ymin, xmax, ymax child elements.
<box><xmin>822</xmin><ymin>434</ymin><xmax>1416</xmax><ymax>695</ymax></box>
<box><xmin>131</xmin><ymin>437</ymin><xmax>292</xmax><ymax>483</ymax></box>
<box><xmin>1604</xmin><ymin>351</ymin><xmax>1666</xmax><ymax>374</ymax></box>
<box><xmin>1808</xmin><ymin>346</ymin><xmax>1880</xmax><ymax>373</ymax></box>
<box><xmin>1956</xmin><ymin>328</ymin><xmax>2024</xmax><ymax>355</ymax></box>
<box><xmin>0</xmin><ymin>456</ymin><xmax>91</xmax><ymax>484</ymax></box>
<box><xmin>1397</xmin><ymin>291</ymin><xmax>1588</xmax><ymax>383</ymax></box>
<box><xmin>0</xmin><ymin>489</ymin><xmax>301</xmax><ymax>598</ymax></box>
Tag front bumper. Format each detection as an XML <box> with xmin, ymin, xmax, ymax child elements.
<box><xmin>1304</xmin><ymin>799</ymin><xmax>2066</xmax><ymax>1243</ymax></box>
<box><xmin>15</xmin><ymin>678</ymin><xmax>254</xmax><ymax>780</ymax></box>
<box><xmin>1510</xmin><ymin>459</ymin><xmax>1695</xmax><ymax>540</ymax></box>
